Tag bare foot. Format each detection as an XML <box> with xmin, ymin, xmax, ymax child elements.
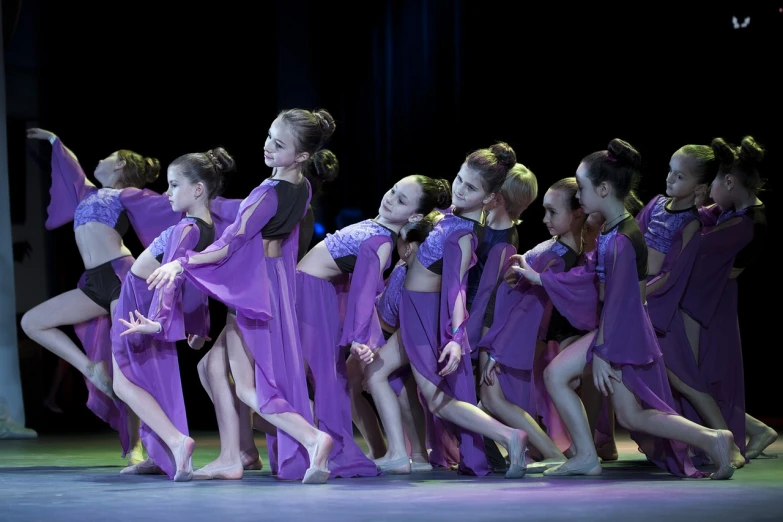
<box><xmin>86</xmin><ymin>360</ymin><xmax>116</xmax><ymax>400</ymax></box>
<box><xmin>747</xmin><ymin>426</ymin><xmax>778</xmax><ymax>459</ymax></box>
<box><xmin>708</xmin><ymin>430</ymin><xmax>736</xmax><ymax>480</ymax></box>
<box><xmin>193</xmin><ymin>459</ymin><xmax>243</xmax><ymax>480</ymax></box>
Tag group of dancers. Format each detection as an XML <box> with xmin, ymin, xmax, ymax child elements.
<box><xmin>20</xmin><ymin>107</ymin><xmax>776</xmax><ymax>484</ymax></box>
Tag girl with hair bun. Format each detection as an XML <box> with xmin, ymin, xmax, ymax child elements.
<box><xmin>23</xmin><ymin>128</ymin><xmax>181</xmax><ymax>466</ymax></box>
<box><xmin>295</xmin><ymin>174</ymin><xmax>450</xmax><ymax>478</ymax></box>
<box><xmin>512</xmin><ymin>139</ymin><xmax>736</xmax><ymax>479</ymax></box>
<box><xmin>679</xmin><ymin>136</ymin><xmax>776</xmax><ymax>461</ymax></box>
<box><xmin>360</xmin><ymin>142</ymin><xmax>529</xmax><ymax>478</ymax></box>
<box><xmin>115</xmin><ymin>148</ymin><xmax>235</xmax><ymax>480</ymax></box>
<box><xmin>143</xmin><ymin>109</ymin><xmax>337</xmax><ymax>484</ymax></box>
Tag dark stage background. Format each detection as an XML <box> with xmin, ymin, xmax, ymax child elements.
<box><xmin>5</xmin><ymin>1</ymin><xmax>781</xmax><ymax>432</ymax></box>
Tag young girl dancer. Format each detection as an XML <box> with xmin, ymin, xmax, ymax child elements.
<box><xmin>478</xmin><ymin>178</ymin><xmax>591</xmax><ymax>469</ymax></box>
<box><xmin>348</xmin><ymin>214</ymin><xmax>442</xmax><ymax>469</ymax></box>
<box><xmin>22</xmin><ymin>128</ymin><xmax>179</xmax><ymax>463</ymax></box>
<box><xmin>295</xmin><ymin>174</ymin><xmax>449</xmax><ymax>477</ymax></box>
<box><xmin>513</xmin><ymin>139</ymin><xmax>736</xmax><ymax>479</ymax></box>
<box><xmin>360</xmin><ymin>142</ymin><xmax>529</xmax><ymax>478</ymax></box>
<box><xmin>680</xmin><ymin>136</ymin><xmax>776</xmax><ymax>461</ymax></box>
<box><xmin>146</xmin><ymin>109</ymin><xmax>338</xmax><ymax>484</ymax></box>
<box><xmin>115</xmin><ymin>148</ymin><xmax>231</xmax><ymax>480</ymax></box>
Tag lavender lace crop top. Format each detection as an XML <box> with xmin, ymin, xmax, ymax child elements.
<box><xmin>73</xmin><ymin>188</ymin><xmax>130</xmax><ymax>236</ymax></box>
<box><xmin>150</xmin><ymin>217</ymin><xmax>215</xmax><ymax>263</ymax></box>
<box><xmin>416</xmin><ymin>213</ymin><xmax>480</xmax><ymax>275</ymax></box>
<box><xmin>376</xmin><ymin>263</ymin><xmax>407</xmax><ymax>328</ymax></box>
<box><xmin>643</xmin><ymin>196</ymin><xmax>696</xmax><ymax>254</ymax></box>
<box><xmin>597</xmin><ymin>216</ymin><xmax>647</xmax><ymax>284</ymax></box>
<box><xmin>324</xmin><ymin>219</ymin><xmax>397</xmax><ymax>273</ymax></box>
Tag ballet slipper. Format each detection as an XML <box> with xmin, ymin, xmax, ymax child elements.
<box><xmin>240</xmin><ymin>451</ymin><xmax>263</xmax><ymax>471</ymax></box>
<box><xmin>121</xmin><ymin>459</ymin><xmax>164</xmax><ymax>475</ymax></box>
<box><xmin>543</xmin><ymin>456</ymin><xmax>602</xmax><ymax>476</ymax></box>
<box><xmin>192</xmin><ymin>462</ymin><xmax>243</xmax><ymax>480</ymax></box>
<box><xmin>746</xmin><ymin>427</ymin><xmax>778</xmax><ymax>459</ymax></box>
<box><xmin>376</xmin><ymin>456</ymin><xmax>411</xmax><ymax>474</ymax></box>
<box><xmin>525</xmin><ymin>457</ymin><xmax>566</xmax><ymax>474</ymax></box>
<box><xmin>410</xmin><ymin>461</ymin><xmax>433</xmax><ymax>472</ymax></box>
<box><xmin>596</xmin><ymin>440</ymin><xmax>618</xmax><ymax>461</ymax></box>
<box><xmin>504</xmin><ymin>430</ymin><xmax>528</xmax><ymax>479</ymax></box>
<box><xmin>127</xmin><ymin>446</ymin><xmax>145</xmax><ymax>466</ymax></box>
<box><xmin>86</xmin><ymin>361</ymin><xmax>117</xmax><ymax>400</ymax></box>
<box><xmin>709</xmin><ymin>430</ymin><xmax>736</xmax><ymax>480</ymax></box>
<box><xmin>173</xmin><ymin>436</ymin><xmax>195</xmax><ymax>482</ymax></box>
<box><xmin>302</xmin><ymin>432</ymin><xmax>333</xmax><ymax>484</ymax></box>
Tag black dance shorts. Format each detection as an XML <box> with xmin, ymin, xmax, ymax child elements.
<box><xmin>80</xmin><ymin>260</ymin><xmax>123</xmax><ymax>313</ymax></box>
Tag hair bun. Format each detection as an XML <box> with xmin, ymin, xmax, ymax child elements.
<box><xmin>739</xmin><ymin>136</ymin><xmax>764</xmax><ymax>165</ymax></box>
<box><xmin>209</xmin><ymin>147</ymin><xmax>236</xmax><ymax>173</ymax></box>
<box><xmin>144</xmin><ymin>157</ymin><xmax>161</xmax><ymax>183</ymax></box>
<box><xmin>312</xmin><ymin>149</ymin><xmax>339</xmax><ymax>182</ymax></box>
<box><xmin>710</xmin><ymin>137</ymin><xmax>737</xmax><ymax>166</ymax></box>
<box><xmin>434</xmin><ymin>178</ymin><xmax>452</xmax><ymax>209</ymax></box>
<box><xmin>313</xmin><ymin>109</ymin><xmax>336</xmax><ymax>142</ymax></box>
<box><xmin>490</xmin><ymin>141</ymin><xmax>517</xmax><ymax>172</ymax></box>
<box><xmin>607</xmin><ymin>139</ymin><xmax>642</xmax><ymax>169</ymax></box>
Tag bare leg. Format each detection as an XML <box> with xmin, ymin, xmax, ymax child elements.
<box><xmin>582</xmin><ymin>364</ymin><xmax>618</xmax><ymax>461</ymax></box>
<box><xmin>409</xmin><ymin>364</ymin><xmax>528</xmax><ymax>478</ymax></box>
<box><xmin>44</xmin><ymin>359</ymin><xmax>70</xmax><ymax>413</ymax></box>
<box><xmin>745</xmin><ymin>414</ymin><xmax>778</xmax><ymax>459</ymax></box>
<box><xmin>396</xmin><ymin>373</ymin><xmax>430</xmax><ymax>469</ymax></box>
<box><xmin>224</xmin><ymin>315</ymin><xmax>332</xmax><ymax>484</ymax></box>
<box><xmin>611</xmin><ymin>376</ymin><xmax>735</xmax><ymax>479</ymax></box>
<box><xmin>478</xmin><ymin>350</ymin><xmax>564</xmax><ymax>462</ymax></box>
<box><xmin>362</xmin><ymin>330</ymin><xmax>411</xmax><ymax>473</ymax></box>
<box><xmin>347</xmin><ymin>354</ymin><xmax>388</xmax><ymax>459</ymax></box>
<box><xmin>21</xmin><ymin>289</ymin><xmax>115</xmax><ymax>398</ymax></box>
<box><xmin>666</xmin><ymin>370</ymin><xmax>744</xmax><ymax>467</ymax></box>
<box><xmin>541</xmin><ymin>332</ymin><xmax>603</xmax><ymax>475</ymax></box>
<box><xmin>112</xmin><ymin>355</ymin><xmax>194</xmax><ymax>481</ymax></box>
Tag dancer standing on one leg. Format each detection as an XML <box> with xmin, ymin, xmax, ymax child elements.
<box><xmin>680</xmin><ymin>136</ymin><xmax>776</xmax><ymax>461</ymax></box>
<box><xmin>147</xmin><ymin>109</ymin><xmax>338</xmax><ymax>484</ymax></box>
<box><xmin>360</xmin><ymin>142</ymin><xmax>529</xmax><ymax>478</ymax></box>
<box><xmin>22</xmin><ymin>128</ymin><xmax>180</xmax><ymax>464</ymax></box>
<box><xmin>116</xmin><ymin>148</ymin><xmax>232</xmax><ymax>480</ymax></box>
<box><xmin>512</xmin><ymin>138</ymin><xmax>735</xmax><ymax>479</ymax></box>
<box><xmin>296</xmin><ymin>174</ymin><xmax>449</xmax><ymax>477</ymax></box>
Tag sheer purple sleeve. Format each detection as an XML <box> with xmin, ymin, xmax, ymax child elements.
<box><xmin>540</xmin><ymin>250</ymin><xmax>599</xmax><ymax>332</ymax></box>
<box><xmin>209</xmin><ymin>196</ymin><xmax>244</xmax><ymax>237</ymax></box>
<box><xmin>118</xmin><ymin>188</ymin><xmax>184</xmax><ymax>248</ymax></box>
<box><xmin>338</xmin><ymin>235</ymin><xmax>391</xmax><ymax>349</ymax></box>
<box><xmin>645</xmin><ymin>217</ymin><xmax>701</xmax><ymax>333</ymax></box>
<box><xmin>591</xmin><ymin>234</ymin><xmax>660</xmax><ymax>366</ymax></box>
<box><xmin>440</xmin><ymin>230</ymin><xmax>477</xmax><ymax>354</ymax></box>
<box><xmin>681</xmin><ymin>216</ymin><xmax>753</xmax><ymax>328</ymax></box>
<box><xmin>467</xmin><ymin>241</ymin><xmax>516</xmax><ymax>352</ymax></box>
<box><xmin>45</xmin><ymin>137</ymin><xmax>97</xmax><ymax>230</ymax></box>
<box><xmin>148</xmin><ymin>222</ymin><xmax>204</xmax><ymax>342</ymax></box>
<box><xmin>179</xmin><ymin>184</ymin><xmax>278</xmax><ymax>320</ymax></box>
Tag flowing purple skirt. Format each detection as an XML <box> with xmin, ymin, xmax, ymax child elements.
<box><xmin>399</xmin><ymin>288</ymin><xmax>490</xmax><ymax>476</ymax></box>
<box><xmin>111</xmin><ymin>273</ymin><xmax>187</xmax><ymax>479</ymax></box>
<box><xmin>295</xmin><ymin>271</ymin><xmax>379</xmax><ymax>478</ymax></box>
<box><xmin>688</xmin><ymin>280</ymin><xmax>746</xmax><ymax>459</ymax></box>
<box><xmin>235</xmin><ymin>257</ymin><xmax>314</xmax><ymax>480</ymax></box>
<box><xmin>76</xmin><ymin>255</ymin><xmax>134</xmax><ymax>455</ymax></box>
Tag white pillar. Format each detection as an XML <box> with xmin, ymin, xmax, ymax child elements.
<box><xmin>0</xmin><ymin>2</ymin><xmax>37</xmax><ymax>439</ymax></box>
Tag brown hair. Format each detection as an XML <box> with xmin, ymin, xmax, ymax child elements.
<box><xmin>500</xmin><ymin>163</ymin><xmax>538</xmax><ymax>223</ymax></box>
<box><xmin>117</xmin><ymin>150</ymin><xmax>161</xmax><ymax>189</ymax></box>
<box><xmin>278</xmin><ymin>108</ymin><xmax>340</xmax><ymax>197</ymax></box>
<box><xmin>711</xmin><ymin>136</ymin><xmax>766</xmax><ymax>194</ymax></box>
<box><xmin>169</xmin><ymin>147</ymin><xmax>236</xmax><ymax>200</ymax></box>
<box><xmin>465</xmin><ymin>141</ymin><xmax>517</xmax><ymax>194</ymax></box>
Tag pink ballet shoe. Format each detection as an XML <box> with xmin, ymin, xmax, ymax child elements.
<box><xmin>241</xmin><ymin>451</ymin><xmax>263</xmax><ymax>471</ymax></box>
<box><xmin>302</xmin><ymin>432</ymin><xmax>332</xmax><ymax>484</ymax></box>
<box><xmin>504</xmin><ymin>430</ymin><xmax>528</xmax><ymax>479</ymax></box>
<box><xmin>543</xmin><ymin>456</ymin><xmax>602</xmax><ymax>476</ymax></box>
<box><xmin>410</xmin><ymin>461</ymin><xmax>433</xmax><ymax>473</ymax></box>
<box><xmin>376</xmin><ymin>456</ymin><xmax>411</xmax><ymax>474</ymax></box>
<box><xmin>173</xmin><ymin>436</ymin><xmax>195</xmax><ymax>482</ymax></box>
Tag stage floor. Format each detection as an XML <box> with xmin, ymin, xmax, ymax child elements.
<box><xmin>1</xmin><ymin>431</ymin><xmax>781</xmax><ymax>521</ymax></box>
